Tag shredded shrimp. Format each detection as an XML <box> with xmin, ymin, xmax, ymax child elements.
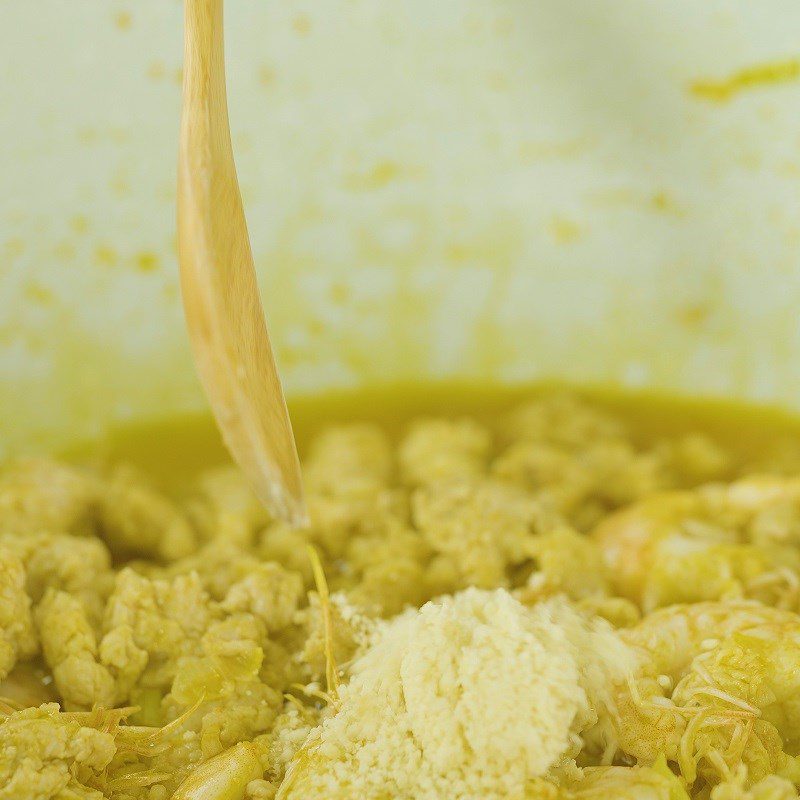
<box><xmin>616</xmin><ymin>602</ymin><xmax>800</xmax><ymax>787</ymax></box>
<box><xmin>566</xmin><ymin>757</ymin><xmax>689</xmax><ymax>800</ymax></box>
<box><xmin>593</xmin><ymin>477</ymin><xmax>800</xmax><ymax>611</ymax></box>
<box><xmin>170</xmin><ymin>741</ymin><xmax>262</xmax><ymax>800</ymax></box>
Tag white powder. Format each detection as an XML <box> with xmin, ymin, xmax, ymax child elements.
<box><xmin>280</xmin><ymin>589</ymin><xmax>633</xmax><ymax>800</ymax></box>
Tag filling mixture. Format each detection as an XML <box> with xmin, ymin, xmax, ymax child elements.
<box><xmin>4</xmin><ymin>390</ymin><xmax>800</xmax><ymax>799</ymax></box>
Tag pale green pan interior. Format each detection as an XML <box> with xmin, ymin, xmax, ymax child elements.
<box><xmin>2</xmin><ymin>1</ymin><xmax>800</xmax><ymax>454</ymax></box>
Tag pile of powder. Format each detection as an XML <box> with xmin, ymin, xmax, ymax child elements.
<box><xmin>279</xmin><ymin>588</ymin><xmax>634</xmax><ymax>800</ymax></box>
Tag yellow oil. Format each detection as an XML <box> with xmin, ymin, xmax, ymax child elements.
<box><xmin>690</xmin><ymin>57</ymin><xmax>800</xmax><ymax>102</ymax></box>
<box><xmin>63</xmin><ymin>382</ymin><xmax>800</xmax><ymax>494</ymax></box>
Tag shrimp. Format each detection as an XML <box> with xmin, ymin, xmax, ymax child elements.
<box><xmin>565</xmin><ymin>758</ymin><xmax>689</xmax><ymax>800</ymax></box>
<box><xmin>170</xmin><ymin>741</ymin><xmax>262</xmax><ymax>800</ymax></box>
<box><xmin>592</xmin><ymin>477</ymin><xmax>800</xmax><ymax>611</ymax></box>
<box><xmin>0</xmin><ymin>700</ymin><xmax>206</xmax><ymax>798</ymax></box>
<box><xmin>711</xmin><ymin>773</ymin><xmax>799</xmax><ymax>800</ymax></box>
<box><xmin>615</xmin><ymin>602</ymin><xmax>800</xmax><ymax>788</ymax></box>
<box><xmin>569</xmin><ymin>763</ymin><xmax>797</xmax><ymax>800</ymax></box>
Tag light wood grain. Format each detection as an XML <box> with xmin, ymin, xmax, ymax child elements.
<box><xmin>177</xmin><ymin>0</ymin><xmax>307</xmax><ymax>526</ymax></box>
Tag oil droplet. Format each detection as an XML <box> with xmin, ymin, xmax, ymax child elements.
<box><xmin>135</xmin><ymin>252</ymin><xmax>160</xmax><ymax>273</ymax></box>
<box><xmin>343</xmin><ymin>161</ymin><xmax>400</xmax><ymax>191</ymax></box>
<box><xmin>676</xmin><ymin>302</ymin><xmax>712</xmax><ymax>330</ymax></box>
<box><xmin>329</xmin><ymin>282</ymin><xmax>350</xmax><ymax>305</ymax></box>
<box><xmin>114</xmin><ymin>11</ymin><xmax>132</xmax><ymax>31</ymax></box>
<box><xmin>94</xmin><ymin>244</ymin><xmax>118</xmax><ymax>267</ymax></box>
<box><xmin>549</xmin><ymin>215</ymin><xmax>582</xmax><ymax>244</ymax></box>
<box><xmin>650</xmin><ymin>192</ymin><xmax>682</xmax><ymax>216</ymax></box>
<box><xmin>70</xmin><ymin>215</ymin><xmax>89</xmax><ymax>235</ymax></box>
<box><xmin>24</xmin><ymin>282</ymin><xmax>53</xmax><ymax>305</ymax></box>
<box><xmin>292</xmin><ymin>13</ymin><xmax>312</xmax><ymax>35</ymax></box>
<box><xmin>258</xmin><ymin>65</ymin><xmax>276</xmax><ymax>88</ymax></box>
<box><xmin>147</xmin><ymin>61</ymin><xmax>166</xmax><ymax>81</ymax></box>
<box><xmin>690</xmin><ymin>58</ymin><xmax>800</xmax><ymax>103</ymax></box>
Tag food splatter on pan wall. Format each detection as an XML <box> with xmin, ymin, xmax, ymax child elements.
<box><xmin>3</xmin><ymin>0</ymin><xmax>800</xmax><ymax>455</ymax></box>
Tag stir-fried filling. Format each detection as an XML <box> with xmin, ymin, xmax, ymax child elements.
<box><xmin>3</xmin><ymin>392</ymin><xmax>800</xmax><ymax>799</ymax></box>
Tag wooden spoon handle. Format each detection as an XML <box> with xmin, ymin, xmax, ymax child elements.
<box><xmin>178</xmin><ymin>0</ymin><xmax>306</xmax><ymax>526</ymax></box>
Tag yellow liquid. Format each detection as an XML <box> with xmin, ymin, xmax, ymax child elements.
<box><xmin>64</xmin><ymin>381</ymin><xmax>800</xmax><ymax>493</ymax></box>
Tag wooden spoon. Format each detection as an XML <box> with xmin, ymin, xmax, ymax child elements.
<box><xmin>177</xmin><ymin>0</ymin><xmax>307</xmax><ymax>526</ymax></box>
